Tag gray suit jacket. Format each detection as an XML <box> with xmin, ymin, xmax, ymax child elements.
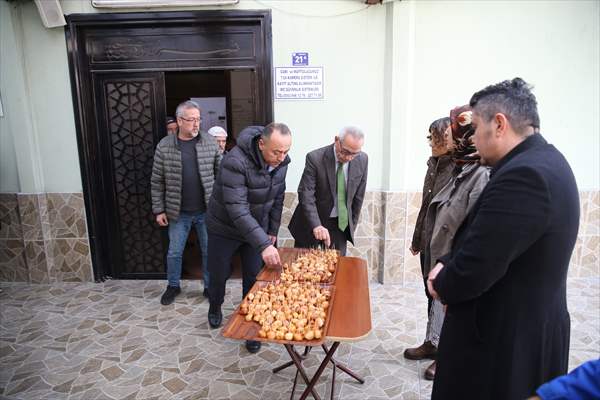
<box><xmin>288</xmin><ymin>144</ymin><xmax>368</xmax><ymax>245</ymax></box>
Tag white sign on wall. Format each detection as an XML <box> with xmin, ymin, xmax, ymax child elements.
<box><xmin>274</xmin><ymin>67</ymin><xmax>324</xmax><ymax>100</ymax></box>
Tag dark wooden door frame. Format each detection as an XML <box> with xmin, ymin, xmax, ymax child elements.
<box><xmin>65</xmin><ymin>10</ymin><xmax>273</xmax><ymax>281</ymax></box>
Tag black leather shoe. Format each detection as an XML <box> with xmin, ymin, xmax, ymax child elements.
<box><xmin>208</xmin><ymin>303</ymin><xmax>222</xmax><ymax>328</ymax></box>
<box><xmin>160</xmin><ymin>286</ymin><xmax>181</xmax><ymax>306</ymax></box>
<box><xmin>245</xmin><ymin>340</ymin><xmax>261</xmax><ymax>353</ymax></box>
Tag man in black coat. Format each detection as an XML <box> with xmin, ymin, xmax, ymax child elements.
<box><xmin>427</xmin><ymin>78</ymin><xmax>579</xmax><ymax>400</ymax></box>
<box><xmin>206</xmin><ymin>123</ymin><xmax>291</xmax><ymax>354</ymax></box>
<box><xmin>288</xmin><ymin>126</ymin><xmax>368</xmax><ymax>255</ymax></box>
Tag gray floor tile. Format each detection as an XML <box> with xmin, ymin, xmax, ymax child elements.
<box><xmin>0</xmin><ymin>278</ymin><xmax>597</xmax><ymax>400</ymax></box>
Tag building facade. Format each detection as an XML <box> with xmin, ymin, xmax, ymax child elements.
<box><xmin>1</xmin><ymin>0</ymin><xmax>598</xmax><ymax>284</ymax></box>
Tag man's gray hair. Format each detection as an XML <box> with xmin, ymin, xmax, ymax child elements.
<box><xmin>338</xmin><ymin>126</ymin><xmax>365</xmax><ymax>141</ymax></box>
<box><xmin>175</xmin><ymin>100</ymin><xmax>201</xmax><ymax>118</ymax></box>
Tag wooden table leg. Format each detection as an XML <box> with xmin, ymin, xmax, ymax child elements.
<box><xmin>329</xmin><ymin>354</ymin><xmax>336</xmax><ymax>400</ymax></box>
<box><xmin>273</xmin><ymin>346</ymin><xmax>312</xmax><ymax>373</ymax></box>
<box><xmin>284</xmin><ymin>344</ymin><xmax>322</xmax><ymax>400</ymax></box>
<box><xmin>321</xmin><ymin>344</ymin><xmax>365</xmax><ymax>384</ymax></box>
<box><xmin>298</xmin><ymin>342</ymin><xmax>340</xmax><ymax>400</ymax></box>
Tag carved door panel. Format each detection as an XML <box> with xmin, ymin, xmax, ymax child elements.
<box><xmin>94</xmin><ymin>72</ymin><xmax>168</xmax><ymax>278</ymax></box>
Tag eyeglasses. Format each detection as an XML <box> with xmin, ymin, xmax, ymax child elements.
<box><xmin>179</xmin><ymin>117</ymin><xmax>202</xmax><ymax>123</ymax></box>
<box><xmin>338</xmin><ymin>143</ymin><xmax>361</xmax><ymax>157</ymax></box>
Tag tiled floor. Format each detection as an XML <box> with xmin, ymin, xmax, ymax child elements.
<box><xmin>0</xmin><ymin>278</ymin><xmax>598</xmax><ymax>400</ymax></box>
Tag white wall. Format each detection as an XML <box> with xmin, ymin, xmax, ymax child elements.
<box><xmin>267</xmin><ymin>1</ymin><xmax>387</xmax><ymax>190</ymax></box>
<box><xmin>1</xmin><ymin>0</ymin><xmax>37</xmax><ymax>193</ymax></box>
<box><xmin>18</xmin><ymin>3</ymin><xmax>82</xmax><ymax>192</ymax></box>
<box><xmin>1</xmin><ymin>0</ymin><xmax>598</xmax><ymax>194</ymax></box>
<box><xmin>0</xmin><ymin>1</ymin><xmax>20</xmax><ymax>192</ymax></box>
<box><xmin>1</xmin><ymin>0</ymin><xmax>81</xmax><ymax>193</ymax></box>
<box><xmin>400</xmin><ymin>0</ymin><xmax>600</xmax><ymax>191</ymax></box>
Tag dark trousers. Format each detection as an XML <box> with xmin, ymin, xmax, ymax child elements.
<box><xmin>420</xmin><ymin>252</ymin><xmax>433</xmax><ymax>316</ymax></box>
<box><xmin>207</xmin><ymin>232</ymin><xmax>263</xmax><ymax>306</ymax></box>
<box><xmin>294</xmin><ymin>218</ymin><xmax>351</xmax><ymax>256</ymax></box>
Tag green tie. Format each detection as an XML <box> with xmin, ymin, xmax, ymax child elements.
<box><xmin>337</xmin><ymin>163</ymin><xmax>349</xmax><ymax>232</ymax></box>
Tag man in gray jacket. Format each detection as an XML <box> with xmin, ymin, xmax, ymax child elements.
<box><xmin>151</xmin><ymin>101</ymin><xmax>221</xmax><ymax>305</ymax></box>
<box><xmin>206</xmin><ymin>123</ymin><xmax>291</xmax><ymax>354</ymax></box>
<box><xmin>288</xmin><ymin>127</ymin><xmax>368</xmax><ymax>255</ymax></box>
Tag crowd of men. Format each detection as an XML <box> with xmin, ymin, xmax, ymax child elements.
<box><xmin>150</xmin><ymin>78</ymin><xmax>586</xmax><ymax>398</ymax></box>
<box><xmin>151</xmin><ymin>102</ymin><xmax>367</xmax><ymax>353</ymax></box>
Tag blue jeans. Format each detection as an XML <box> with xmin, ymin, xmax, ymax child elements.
<box><xmin>166</xmin><ymin>211</ymin><xmax>208</xmax><ymax>288</ymax></box>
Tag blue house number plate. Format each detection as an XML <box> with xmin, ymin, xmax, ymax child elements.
<box><xmin>292</xmin><ymin>52</ymin><xmax>309</xmax><ymax>66</ymax></box>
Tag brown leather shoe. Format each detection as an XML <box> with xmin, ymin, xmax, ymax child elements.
<box><xmin>403</xmin><ymin>341</ymin><xmax>437</xmax><ymax>360</ymax></box>
<box><xmin>424</xmin><ymin>360</ymin><xmax>436</xmax><ymax>380</ymax></box>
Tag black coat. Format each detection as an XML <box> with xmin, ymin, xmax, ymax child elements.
<box><xmin>288</xmin><ymin>144</ymin><xmax>368</xmax><ymax>245</ymax></box>
<box><xmin>432</xmin><ymin>134</ymin><xmax>579</xmax><ymax>400</ymax></box>
<box><xmin>206</xmin><ymin>126</ymin><xmax>290</xmax><ymax>252</ymax></box>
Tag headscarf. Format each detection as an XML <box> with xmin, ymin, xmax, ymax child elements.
<box><xmin>450</xmin><ymin>105</ymin><xmax>479</xmax><ymax>164</ymax></box>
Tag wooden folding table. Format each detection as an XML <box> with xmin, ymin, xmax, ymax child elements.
<box><xmin>222</xmin><ymin>248</ymin><xmax>372</xmax><ymax>400</ymax></box>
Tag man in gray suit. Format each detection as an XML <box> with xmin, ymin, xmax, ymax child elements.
<box><xmin>288</xmin><ymin>126</ymin><xmax>368</xmax><ymax>255</ymax></box>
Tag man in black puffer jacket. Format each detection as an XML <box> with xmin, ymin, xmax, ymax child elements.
<box><xmin>207</xmin><ymin>123</ymin><xmax>292</xmax><ymax>354</ymax></box>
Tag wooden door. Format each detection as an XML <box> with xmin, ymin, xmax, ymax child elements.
<box><xmin>93</xmin><ymin>72</ymin><xmax>168</xmax><ymax>278</ymax></box>
<box><xmin>65</xmin><ymin>10</ymin><xmax>273</xmax><ymax>280</ymax></box>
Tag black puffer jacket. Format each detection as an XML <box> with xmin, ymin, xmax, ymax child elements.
<box><xmin>206</xmin><ymin>126</ymin><xmax>290</xmax><ymax>251</ymax></box>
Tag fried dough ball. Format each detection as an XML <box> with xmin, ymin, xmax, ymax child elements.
<box><xmin>240</xmin><ymin>280</ymin><xmax>331</xmax><ymax>342</ymax></box>
<box><xmin>280</xmin><ymin>249</ymin><xmax>338</xmax><ymax>283</ymax></box>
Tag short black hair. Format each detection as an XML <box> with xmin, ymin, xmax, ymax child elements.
<box><xmin>429</xmin><ymin>117</ymin><xmax>451</xmax><ymax>147</ymax></box>
<box><xmin>262</xmin><ymin>122</ymin><xmax>291</xmax><ymax>139</ymax></box>
<box><xmin>469</xmin><ymin>77</ymin><xmax>540</xmax><ymax>135</ymax></box>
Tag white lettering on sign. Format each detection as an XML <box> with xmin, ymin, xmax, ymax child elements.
<box><xmin>274</xmin><ymin>67</ymin><xmax>324</xmax><ymax>100</ymax></box>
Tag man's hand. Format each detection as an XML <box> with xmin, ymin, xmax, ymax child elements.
<box><xmin>409</xmin><ymin>246</ymin><xmax>420</xmax><ymax>256</ymax></box>
<box><xmin>261</xmin><ymin>245</ymin><xmax>281</xmax><ymax>266</ymax></box>
<box><xmin>156</xmin><ymin>213</ymin><xmax>169</xmax><ymax>226</ymax></box>
<box><xmin>427</xmin><ymin>262</ymin><xmax>444</xmax><ymax>300</ymax></box>
<box><xmin>312</xmin><ymin>226</ymin><xmax>331</xmax><ymax>247</ymax></box>
<box><xmin>268</xmin><ymin>235</ymin><xmax>277</xmax><ymax>245</ymax></box>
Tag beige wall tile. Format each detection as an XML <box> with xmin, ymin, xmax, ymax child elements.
<box><xmin>348</xmin><ymin>237</ymin><xmax>379</xmax><ymax>281</ymax></box>
<box><xmin>0</xmin><ymin>193</ymin><xmax>22</xmax><ymax>240</ymax></box>
<box><xmin>578</xmin><ymin>235</ymin><xmax>599</xmax><ymax>278</ymax></box>
<box><xmin>580</xmin><ymin>191</ymin><xmax>599</xmax><ymax>236</ymax></box>
<box><xmin>383</xmin><ymin>192</ymin><xmax>406</xmax><ymax>240</ymax></box>
<box><xmin>17</xmin><ymin>194</ymin><xmax>44</xmax><ymax>241</ymax></box>
<box><xmin>47</xmin><ymin>193</ymin><xmax>88</xmax><ymax>239</ymax></box>
<box><xmin>50</xmin><ymin>238</ymin><xmax>93</xmax><ymax>282</ymax></box>
<box><xmin>381</xmin><ymin>239</ymin><xmax>404</xmax><ymax>284</ymax></box>
<box><xmin>24</xmin><ymin>240</ymin><xmax>50</xmax><ymax>283</ymax></box>
<box><xmin>0</xmin><ymin>239</ymin><xmax>28</xmax><ymax>282</ymax></box>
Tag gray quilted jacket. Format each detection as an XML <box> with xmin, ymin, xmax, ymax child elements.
<box><xmin>206</xmin><ymin>126</ymin><xmax>290</xmax><ymax>252</ymax></box>
<box><xmin>151</xmin><ymin>132</ymin><xmax>221</xmax><ymax>221</ymax></box>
